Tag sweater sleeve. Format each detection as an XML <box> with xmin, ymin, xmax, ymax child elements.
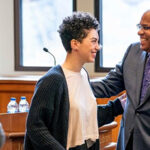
<box><xmin>25</xmin><ymin>74</ymin><xmax>66</xmax><ymax>150</ymax></box>
<box><xmin>97</xmin><ymin>98</ymin><xmax>123</xmax><ymax>127</ymax></box>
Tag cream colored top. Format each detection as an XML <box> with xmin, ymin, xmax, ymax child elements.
<box><xmin>62</xmin><ymin>67</ymin><xmax>99</xmax><ymax>150</ymax></box>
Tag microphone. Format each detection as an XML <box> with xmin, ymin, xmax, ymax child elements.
<box><xmin>43</xmin><ymin>47</ymin><xmax>56</xmax><ymax>66</ymax></box>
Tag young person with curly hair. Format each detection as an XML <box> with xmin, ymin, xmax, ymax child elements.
<box><xmin>24</xmin><ymin>12</ymin><xmax>125</xmax><ymax>150</ymax></box>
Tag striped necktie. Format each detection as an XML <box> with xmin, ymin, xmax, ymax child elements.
<box><xmin>140</xmin><ymin>53</ymin><xmax>150</xmax><ymax>102</ymax></box>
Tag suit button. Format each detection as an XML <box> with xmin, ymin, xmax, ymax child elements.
<box><xmin>135</xmin><ymin>110</ymin><xmax>139</xmax><ymax>116</ymax></box>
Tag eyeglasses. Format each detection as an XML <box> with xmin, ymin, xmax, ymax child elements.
<box><xmin>137</xmin><ymin>24</ymin><xmax>150</xmax><ymax>30</ymax></box>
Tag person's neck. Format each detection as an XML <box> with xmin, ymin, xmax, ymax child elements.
<box><xmin>62</xmin><ymin>53</ymin><xmax>84</xmax><ymax>72</ymax></box>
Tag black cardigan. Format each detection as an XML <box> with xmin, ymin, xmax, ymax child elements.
<box><xmin>24</xmin><ymin>65</ymin><xmax>123</xmax><ymax>150</ymax></box>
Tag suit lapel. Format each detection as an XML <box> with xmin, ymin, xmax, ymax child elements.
<box><xmin>136</xmin><ymin>50</ymin><xmax>147</xmax><ymax>105</ymax></box>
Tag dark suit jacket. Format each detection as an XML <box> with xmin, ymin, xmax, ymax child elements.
<box><xmin>91</xmin><ymin>42</ymin><xmax>150</xmax><ymax>150</ymax></box>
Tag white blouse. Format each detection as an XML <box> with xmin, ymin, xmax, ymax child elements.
<box><xmin>62</xmin><ymin>67</ymin><xmax>99</xmax><ymax>150</ymax></box>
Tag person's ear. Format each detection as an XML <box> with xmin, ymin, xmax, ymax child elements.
<box><xmin>70</xmin><ymin>39</ymin><xmax>79</xmax><ymax>51</ymax></box>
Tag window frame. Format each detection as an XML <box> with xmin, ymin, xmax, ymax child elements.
<box><xmin>14</xmin><ymin>0</ymin><xmax>77</xmax><ymax>71</ymax></box>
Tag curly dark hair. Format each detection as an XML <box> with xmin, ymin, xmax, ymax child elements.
<box><xmin>58</xmin><ymin>12</ymin><xmax>100</xmax><ymax>53</ymax></box>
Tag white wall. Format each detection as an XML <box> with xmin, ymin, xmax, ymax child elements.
<box><xmin>0</xmin><ymin>0</ymin><xmax>107</xmax><ymax>77</ymax></box>
<box><xmin>0</xmin><ymin>0</ymin><xmax>15</xmax><ymax>75</ymax></box>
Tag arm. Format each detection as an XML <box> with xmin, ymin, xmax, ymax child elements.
<box><xmin>26</xmin><ymin>75</ymin><xmax>65</xmax><ymax>150</ymax></box>
<box><xmin>91</xmin><ymin>44</ymin><xmax>132</xmax><ymax>98</ymax></box>
<box><xmin>0</xmin><ymin>123</ymin><xmax>5</xmax><ymax>148</ymax></box>
<box><xmin>97</xmin><ymin>98</ymin><xmax>124</xmax><ymax>127</ymax></box>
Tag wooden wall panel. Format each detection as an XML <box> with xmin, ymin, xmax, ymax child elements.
<box><xmin>0</xmin><ymin>77</ymin><xmax>38</xmax><ymax>113</ymax></box>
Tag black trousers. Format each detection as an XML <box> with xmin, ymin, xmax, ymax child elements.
<box><xmin>126</xmin><ymin>131</ymin><xmax>133</xmax><ymax>150</ymax></box>
<box><xmin>69</xmin><ymin>140</ymin><xmax>99</xmax><ymax>150</ymax></box>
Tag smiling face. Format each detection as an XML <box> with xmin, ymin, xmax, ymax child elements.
<box><xmin>138</xmin><ymin>11</ymin><xmax>150</xmax><ymax>52</ymax></box>
<box><xmin>76</xmin><ymin>29</ymin><xmax>100</xmax><ymax>63</ymax></box>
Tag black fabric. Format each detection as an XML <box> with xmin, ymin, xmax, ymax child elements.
<box><xmin>126</xmin><ymin>130</ymin><xmax>133</xmax><ymax>150</ymax></box>
<box><xmin>97</xmin><ymin>98</ymin><xmax>123</xmax><ymax>127</ymax></box>
<box><xmin>24</xmin><ymin>66</ymin><xmax>69</xmax><ymax>150</ymax></box>
<box><xmin>69</xmin><ymin>140</ymin><xmax>99</xmax><ymax>150</ymax></box>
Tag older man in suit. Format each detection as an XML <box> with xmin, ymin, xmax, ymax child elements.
<box><xmin>91</xmin><ymin>10</ymin><xmax>150</xmax><ymax>150</ymax></box>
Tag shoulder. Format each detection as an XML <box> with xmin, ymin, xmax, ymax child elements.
<box><xmin>127</xmin><ymin>42</ymin><xmax>140</xmax><ymax>52</ymax></box>
<box><xmin>122</xmin><ymin>42</ymin><xmax>141</xmax><ymax>61</ymax></box>
<box><xmin>130</xmin><ymin>42</ymin><xmax>140</xmax><ymax>47</ymax></box>
<box><xmin>126</xmin><ymin>42</ymin><xmax>144</xmax><ymax>57</ymax></box>
<box><xmin>44</xmin><ymin>65</ymin><xmax>65</xmax><ymax>80</ymax></box>
<box><xmin>36</xmin><ymin>65</ymin><xmax>66</xmax><ymax>89</ymax></box>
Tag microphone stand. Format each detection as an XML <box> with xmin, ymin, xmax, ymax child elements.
<box><xmin>43</xmin><ymin>48</ymin><xmax>56</xmax><ymax>66</ymax></box>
